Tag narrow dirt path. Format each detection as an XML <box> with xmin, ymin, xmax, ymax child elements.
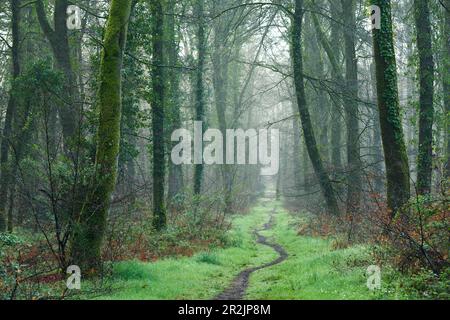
<box><xmin>215</xmin><ymin>208</ymin><xmax>288</xmax><ymax>300</ymax></box>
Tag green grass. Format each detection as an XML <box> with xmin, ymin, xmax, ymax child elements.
<box><xmin>89</xmin><ymin>203</ymin><xmax>277</xmax><ymax>299</ymax></box>
<box><xmin>87</xmin><ymin>199</ymin><xmax>405</xmax><ymax>300</ymax></box>
<box><xmin>246</xmin><ymin>202</ymin><xmax>383</xmax><ymax>299</ymax></box>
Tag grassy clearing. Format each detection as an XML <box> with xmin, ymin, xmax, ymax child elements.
<box><xmin>88</xmin><ymin>203</ymin><xmax>277</xmax><ymax>299</ymax></box>
<box><xmin>86</xmin><ymin>199</ymin><xmax>406</xmax><ymax>300</ymax></box>
<box><xmin>246</xmin><ymin>201</ymin><xmax>405</xmax><ymax>300</ymax></box>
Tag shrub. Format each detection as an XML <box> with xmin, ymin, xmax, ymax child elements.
<box><xmin>103</xmin><ymin>194</ymin><xmax>231</xmax><ymax>264</ymax></box>
<box><xmin>370</xmin><ymin>193</ymin><xmax>449</xmax><ymax>299</ymax></box>
<box><xmin>382</xmin><ymin>194</ymin><xmax>449</xmax><ymax>274</ymax></box>
<box><xmin>0</xmin><ymin>233</ymin><xmax>63</xmax><ymax>300</ymax></box>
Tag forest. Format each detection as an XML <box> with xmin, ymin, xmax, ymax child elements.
<box><xmin>0</xmin><ymin>0</ymin><xmax>448</xmax><ymax>300</ymax></box>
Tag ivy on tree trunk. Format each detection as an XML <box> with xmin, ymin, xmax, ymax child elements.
<box><xmin>371</xmin><ymin>0</ymin><xmax>410</xmax><ymax>215</ymax></box>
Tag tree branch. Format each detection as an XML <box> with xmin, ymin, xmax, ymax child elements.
<box><xmin>35</xmin><ymin>0</ymin><xmax>55</xmax><ymax>44</ymax></box>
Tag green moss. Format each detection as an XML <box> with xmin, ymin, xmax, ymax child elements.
<box><xmin>70</xmin><ymin>0</ymin><xmax>133</xmax><ymax>272</ymax></box>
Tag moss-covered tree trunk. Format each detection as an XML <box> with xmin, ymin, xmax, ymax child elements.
<box><xmin>70</xmin><ymin>0</ymin><xmax>132</xmax><ymax>273</ymax></box>
<box><xmin>341</xmin><ymin>0</ymin><xmax>362</xmax><ymax>213</ymax></box>
<box><xmin>291</xmin><ymin>0</ymin><xmax>340</xmax><ymax>215</ymax></box>
<box><xmin>414</xmin><ymin>0</ymin><xmax>435</xmax><ymax>195</ymax></box>
<box><xmin>150</xmin><ymin>0</ymin><xmax>167</xmax><ymax>230</ymax></box>
<box><xmin>193</xmin><ymin>0</ymin><xmax>206</xmax><ymax>196</ymax></box>
<box><xmin>0</xmin><ymin>0</ymin><xmax>21</xmax><ymax>232</ymax></box>
<box><xmin>371</xmin><ymin>0</ymin><xmax>410</xmax><ymax>215</ymax></box>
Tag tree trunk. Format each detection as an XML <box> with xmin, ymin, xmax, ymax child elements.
<box><xmin>150</xmin><ymin>0</ymin><xmax>167</xmax><ymax>230</ymax></box>
<box><xmin>443</xmin><ymin>0</ymin><xmax>450</xmax><ymax>179</ymax></box>
<box><xmin>310</xmin><ymin>17</ymin><xmax>329</xmax><ymax>161</ymax></box>
<box><xmin>370</xmin><ymin>63</ymin><xmax>384</xmax><ymax>193</ymax></box>
<box><xmin>414</xmin><ymin>0</ymin><xmax>435</xmax><ymax>195</ymax></box>
<box><xmin>291</xmin><ymin>0</ymin><xmax>340</xmax><ymax>215</ymax></box>
<box><xmin>7</xmin><ymin>185</ymin><xmax>15</xmax><ymax>232</ymax></box>
<box><xmin>290</xmin><ymin>99</ymin><xmax>302</xmax><ymax>190</ymax></box>
<box><xmin>371</xmin><ymin>0</ymin><xmax>410</xmax><ymax>215</ymax></box>
<box><xmin>328</xmin><ymin>0</ymin><xmax>343</xmax><ymax>172</ymax></box>
<box><xmin>193</xmin><ymin>0</ymin><xmax>206</xmax><ymax>196</ymax></box>
<box><xmin>0</xmin><ymin>0</ymin><xmax>21</xmax><ymax>232</ymax></box>
<box><xmin>212</xmin><ymin>0</ymin><xmax>233</xmax><ymax>213</ymax></box>
<box><xmin>312</xmin><ymin>6</ymin><xmax>343</xmax><ymax>172</ymax></box>
<box><xmin>341</xmin><ymin>0</ymin><xmax>361</xmax><ymax>213</ymax></box>
<box><xmin>276</xmin><ymin>171</ymin><xmax>281</xmax><ymax>200</ymax></box>
<box><xmin>70</xmin><ymin>0</ymin><xmax>132</xmax><ymax>273</ymax></box>
<box><xmin>166</xmin><ymin>0</ymin><xmax>184</xmax><ymax>207</ymax></box>
<box><xmin>35</xmin><ymin>0</ymin><xmax>79</xmax><ymax>146</ymax></box>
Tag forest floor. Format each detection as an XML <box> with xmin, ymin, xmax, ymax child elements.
<box><xmin>88</xmin><ymin>198</ymin><xmax>405</xmax><ymax>300</ymax></box>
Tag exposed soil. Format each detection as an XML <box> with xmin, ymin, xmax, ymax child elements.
<box><xmin>215</xmin><ymin>208</ymin><xmax>288</xmax><ymax>300</ymax></box>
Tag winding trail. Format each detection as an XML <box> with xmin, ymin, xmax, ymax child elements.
<box><xmin>215</xmin><ymin>207</ymin><xmax>288</xmax><ymax>300</ymax></box>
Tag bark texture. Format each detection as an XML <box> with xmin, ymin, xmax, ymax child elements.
<box><xmin>71</xmin><ymin>0</ymin><xmax>132</xmax><ymax>272</ymax></box>
<box><xmin>35</xmin><ymin>0</ymin><xmax>79</xmax><ymax>145</ymax></box>
<box><xmin>414</xmin><ymin>0</ymin><xmax>435</xmax><ymax>195</ymax></box>
<box><xmin>166</xmin><ymin>0</ymin><xmax>184</xmax><ymax>207</ymax></box>
<box><xmin>0</xmin><ymin>0</ymin><xmax>21</xmax><ymax>232</ymax></box>
<box><xmin>291</xmin><ymin>0</ymin><xmax>340</xmax><ymax>215</ymax></box>
<box><xmin>341</xmin><ymin>0</ymin><xmax>362</xmax><ymax>212</ymax></box>
<box><xmin>151</xmin><ymin>0</ymin><xmax>167</xmax><ymax>230</ymax></box>
<box><xmin>371</xmin><ymin>0</ymin><xmax>410</xmax><ymax>214</ymax></box>
<box><xmin>193</xmin><ymin>0</ymin><xmax>206</xmax><ymax>196</ymax></box>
